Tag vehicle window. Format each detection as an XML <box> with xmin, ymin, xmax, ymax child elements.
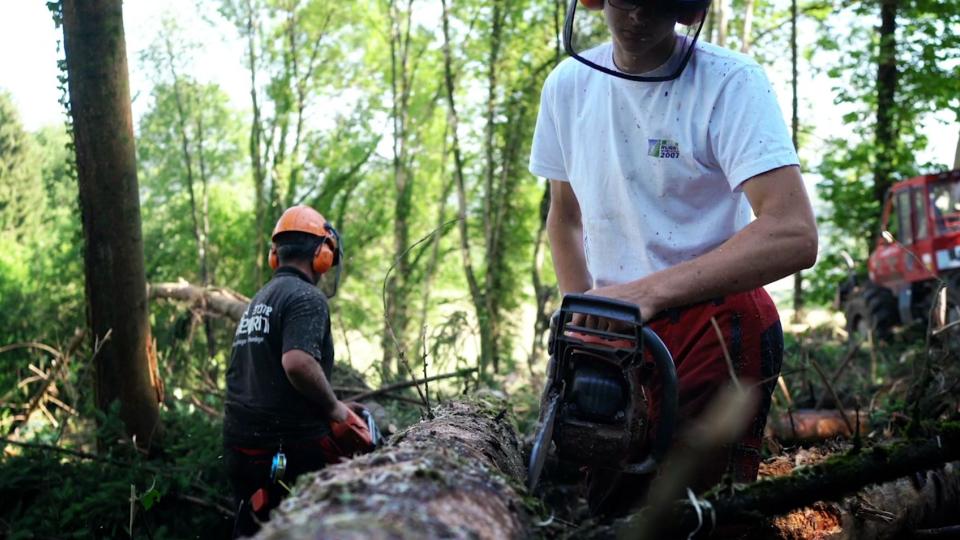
<box><xmin>886</xmin><ymin>196</ymin><xmax>899</xmax><ymax>242</ymax></box>
<box><xmin>931</xmin><ymin>178</ymin><xmax>960</xmax><ymax>234</ymax></box>
<box><xmin>897</xmin><ymin>190</ymin><xmax>913</xmax><ymax>244</ymax></box>
<box><xmin>914</xmin><ymin>188</ymin><xmax>928</xmax><ymax>240</ymax></box>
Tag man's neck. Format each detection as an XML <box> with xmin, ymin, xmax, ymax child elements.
<box><xmin>612</xmin><ymin>33</ymin><xmax>677</xmax><ymax>75</ymax></box>
<box><xmin>278</xmin><ymin>262</ymin><xmax>317</xmax><ymax>284</ymax></box>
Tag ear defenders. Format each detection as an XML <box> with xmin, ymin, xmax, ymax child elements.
<box><xmin>267</xmin><ymin>205</ymin><xmax>341</xmax><ymax>276</ymax></box>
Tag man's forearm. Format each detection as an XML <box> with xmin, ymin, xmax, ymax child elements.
<box><xmin>282</xmin><ymin>350</ymin><xmax>343</xmax><ymax>421</ymax></box>
<box><xmin>591</xmin><ymin>166</ymin><xmax>818</xmax><ymax>320</ymax></box>
<box><xmin>602</xmin><ymin>212</ymin><xmax>817</xmax><ymax>318</ymax></box>
<box><xmin>547</xmin><ymin>213</ymin><xmax>593</xmax><ymax>295</ymax></box>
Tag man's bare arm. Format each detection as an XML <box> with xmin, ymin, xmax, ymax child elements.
<box><xmin>592</xmin><ymin>165</ymin><xmax>818</xmax><ymax>320</ymax></box>
<box><xmin>281</xmin><ymin>349</ymin><xmax>349</xmax><ymax>422</ymax></box>
<box><xmin>547</xmin><ymin>179</ymin><xmax>593</xmax><ymax>295</ymax></box>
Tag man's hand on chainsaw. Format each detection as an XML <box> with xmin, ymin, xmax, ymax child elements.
<box><xmin>571</xmin><ymin>285</ymin><xmax>660</xmax><ymax>328</ymax></box>
<box><xmin>321</xmin><ymin>400</ymin><xmax>374</xmax><ymax>463</ymax></box>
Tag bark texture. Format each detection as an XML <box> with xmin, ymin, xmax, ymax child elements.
<box><xmin>760</xmin><ymin>451</ymin><xmax>960</xmax><ymax>539</ymax></box>
<box><xmin>617</xmin><ymin>425</ymin><xmax>960</xmax><ymax>538</ymax></box>
<box><xmin>148</xmin><ymin>280</ymin><xmax>250</xmax><ymax>322</ymax></box>
<box><xmin>62</xmin><ymin>0</ymin><xmax>161</xmax><ymax>449</ymax></box>
<box><xmin>254</xmin><ymin>398</ymin><xmax>531</xmax><ymax>540</ymax></box>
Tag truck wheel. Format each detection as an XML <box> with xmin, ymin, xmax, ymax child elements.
<box><xmin>844</xmin><ymin>283</ymin><xmax>899</xmax><ymax>342</ymax></box>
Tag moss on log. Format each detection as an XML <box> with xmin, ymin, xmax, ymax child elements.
<box><xmin>253</xmin><ymin>398</ymin><xmax>531</xmax><ymax>540</ymax></box>
<box><xmin>711</xmin><ymin>424</ymin><xmax>960</xmax><ymax>524</ymax></box>
<box><xmin>617</xmin><ymin>424</ymin><xmax>960</xmax><ymax>538</ymax></box>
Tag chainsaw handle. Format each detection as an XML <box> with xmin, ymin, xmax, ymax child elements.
<box><xmin>640</xmin><ymin>326</ymin><xmax>678</xmax><ymax>469</ymax></box>
<box><xmin>558</xmin><ymin>294</ymin><xmax>642</xmax><ymax>334</ymax></box>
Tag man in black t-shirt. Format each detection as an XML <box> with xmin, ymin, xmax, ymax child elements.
<box><xmin>223</xmin><ymin>205</ymin><xmax>372</xmax><ymax>537</ymax></box>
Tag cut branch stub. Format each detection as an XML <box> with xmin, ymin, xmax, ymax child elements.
<box><xmin>254</xmin><ymin>398</ymin><xmax>531</xmax><ymax>540</ymax></box>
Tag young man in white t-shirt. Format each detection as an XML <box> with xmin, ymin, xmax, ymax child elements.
<box><xmin>530</xmin><ymin>0</ymin><xmax>818</xmax><ymax>516</ymax></box>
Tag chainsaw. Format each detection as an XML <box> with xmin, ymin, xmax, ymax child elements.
<box><xmin>527</xmin><ymin>294</ymin><xmax>678</xmax><ymax>491</ymax></box>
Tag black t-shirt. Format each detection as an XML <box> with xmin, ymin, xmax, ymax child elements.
<box><xmin>223</xmin><ymin>267</ymin><xmax>335</xmax><ymax>447</ymax></box>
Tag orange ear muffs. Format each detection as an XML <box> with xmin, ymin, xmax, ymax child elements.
<box><xmin>580</xmin><ymin>0</ymin><xmax>604</xmax><ymax>9</ymax></box>
<box><xmin>269</xmin><ymin>246</ymin><xmax>279</xmax><ymax>271</ymax></box>
<box><xmin>312</xmin><ymin>239</ymin><xmax>336</xmax><ymax>275</ymax></box>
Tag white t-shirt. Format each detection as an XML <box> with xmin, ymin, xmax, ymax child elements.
<box><xmin>529</xmin><ymin>38</ymin><xmax>799</xmax><ymax>288</ymax></box>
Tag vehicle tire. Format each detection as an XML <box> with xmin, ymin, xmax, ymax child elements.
<box><xmin>844</xmin><ymin>282</ymin><xmax>899</xmax><ymax>342</ymax></box>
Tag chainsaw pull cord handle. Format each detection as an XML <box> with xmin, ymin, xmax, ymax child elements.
<box><xmin>624</xmin><ymin>326</ymin><xmax>678</xmax><ymax>475</ymax></box>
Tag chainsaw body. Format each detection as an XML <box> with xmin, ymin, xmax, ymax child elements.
<box><xmin>528</xmin><ymin>294</ymin><xmax>678</xmax><ymax>489</ymax></box>
<box><xmin>551</xmin><ymin>329</ymin><xmax>647</xmax><ymax>466</ymax></box>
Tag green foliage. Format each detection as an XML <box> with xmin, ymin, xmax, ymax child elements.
<box><xmin>0</xmin><ymin>405</ymin><xmax>232</xmax><ymax>539</ymax></box>
<box><xmin>0</xmin><ymin>91</ymin><xmax>44</xmax><ymax>242</ymax></box>
<box><xmin>5</xmin><ymin>0</ymin><xmax>960</xmax><ymax>534</ymax></box>
<box><xmin>810</xmin><ymin>0</ymin><xmax>960</xmax><ymax>303</ymax></box>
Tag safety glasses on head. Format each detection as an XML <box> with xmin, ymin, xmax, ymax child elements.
<box><xmin>563</xmin><ymin>0</ymin><xmax>710</xmax><ymax>82</ymax></box>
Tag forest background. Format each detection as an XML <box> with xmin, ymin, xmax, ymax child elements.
<box><xmin>0</xmin><ymin>0</ymin><xmax>958</xmax><ymax>538</ymax></box>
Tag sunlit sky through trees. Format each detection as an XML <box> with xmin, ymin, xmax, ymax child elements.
<box><xmin>2</xmin><ymin>1</ymin><xmax>957</xmax><ymax>167</ymax></box>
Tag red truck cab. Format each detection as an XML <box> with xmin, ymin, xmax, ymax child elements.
<box><xmin>867</xmin><ymin>169</ymin><xmax>960</xmax><ymax>328</ymax></box>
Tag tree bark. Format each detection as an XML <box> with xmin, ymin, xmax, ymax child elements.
<box><xmin>715</xmin><ymin>0</ymin><xmax>728</xmax><ymax>47</ymax></box>
<box><xmin>253</xmin><ymin>399</ymin><xmax>531</xmax><ymax>540</ymax></box>
<box><xmin>790</xmin><ymin>0</ymin><xmax>804</xmax><ymax>319</ymax></box>
<box><xmin>61</xmin><ymin>0</ymin><xmax>162</xmax><ymax>451</ymax></box>
<box><xmin>740</xmin><ymin>0</ymin><xmax>754</xmax><ymax>53</ymax></box>
<box><xmin>620</xmin><ymin>425</ymin><xmax>960</xmax><ymax>538</ymax></box>
<box><xmin>872</xmin><ymin>0</ymin><xmax>898</xmax><ymax>246</ymax></box>
<box><xmin>148</xmin><ymin>281</ymin><xmax>250</xmax><ymax>321</ymax></box>
<box><xmin>382</xmin><ymin>0</ymin><xmax>416</xmax><ymax>381</ymax></box>
<box><xmin>953</xmin><ymin>124</ymin><xmax>959</xmax><ymax>169</ymax></box>
<box><xmin>762</xmin><ymin>463</ymin><xmax>960</xmax><ymax>540</ymax></box>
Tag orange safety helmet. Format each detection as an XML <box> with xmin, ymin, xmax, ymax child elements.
<box><xmin>268</xmin><ymin>205</ymin><xmax>340</xmax><ymax>275</ymax></box>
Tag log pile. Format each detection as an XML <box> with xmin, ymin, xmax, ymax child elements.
<box><xmin>253</xmin><ymin>398</ymin><xmax>532</xmax><ymax>540</ymax></box>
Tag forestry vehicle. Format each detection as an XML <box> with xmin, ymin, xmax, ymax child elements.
<box><xmin>838</xmin><ymin>169</ymin><xmax>960</xmax><ymax>340</ymax></box>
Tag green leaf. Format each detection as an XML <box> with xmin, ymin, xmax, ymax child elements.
<box><xmin>141</xmin><ymin>486</ymin><xmax>161</xmax><ymax>510</ymax></box>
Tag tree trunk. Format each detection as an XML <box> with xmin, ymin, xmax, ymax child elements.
<box><xmin>766</xmin><ymin>409</ymin><xmax>869</xmax><ymax>443</ymax></box>
<box><xmin>761</xmin><ymin>463</ymin><xmax>960</xmax><ymax>540</ymax></box>
<box><xmin>953</xmin><ymin>124</ymin><xmax>959</xmax><ymax>169</ymax></box>
<box><xmin>148</xmin><ymin>281</ymin><xmax>250</xmax><ymax>321</ymax></box>
<box><xmin>253</xmin><ymin>399</ymin><xmax>531</xmax><ymax>540</ymax></box>
<box><xmin>621</xmin><ymin>425</ymin><xmax>960</xmax><ymax>538</ymax></box>
<box><xmin>872</xmin><ymin>0</ymin><xmax>898</xmax><ymax>246</ymax></box>
<box><xmin>440</xmin><ymin>0</ymin><xmax>485</xmax><ymax>376</ymax></box>
<box><xmin>715</xmin><ymin>0</ymin><xmax>728</xmax><ymax>47</ymax></box>
<box><xmin>242</xmin><ymin>0</ymin><xmax>268</xmax><ymax>286</ymax></box>
<box><xmin>790</xmin><ymin>0</ymin><xmax>804</xmax><ymax>319</ymax></box>
<box><xmin>382</xmin><ymin>0</ymin><xmax>416</xmax><ymax>381</ymax></box>
<box><xmin>529</xmin><ymin>181</ymin><xmax>555</xmax><ymax>375</ymax></box>
<box><xmin>740</xmin><ymin>0</ymin><xmax>754</xmax><ymax>53</ymax></box>
<box><xmin>62</xmin><ymin>0</ymin><xmax>162</xmax><ymax>450</ymax></box>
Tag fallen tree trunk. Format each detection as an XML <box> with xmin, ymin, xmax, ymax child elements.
<box><xmin>765</xmin><ymin>462</ymin><xmax>960</xmax><ymax>539</ymax></box>
<box><xmin>619</xmin><ymin>424</ymin><xmax>960</xmax><ymax>538</ymax></box>
<box><xmin>767</xmin><ymin>409</ymin><xmax>870</xmax><ymax>443</ymax></box>
<box><xmin>254</xmin><ymin>398</ymin><xmax>531</xmax><ymax>540</ymax></box>
<box><xmin>148</xmin><ymin>280</ymin><xmax>250</xmax><ymax>321</ymax></box>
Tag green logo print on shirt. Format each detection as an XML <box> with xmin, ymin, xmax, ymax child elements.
<box><xmin>648</xmin><ymin>139</ymin><xmax>680</xmax><ymax>159</ymax></box>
